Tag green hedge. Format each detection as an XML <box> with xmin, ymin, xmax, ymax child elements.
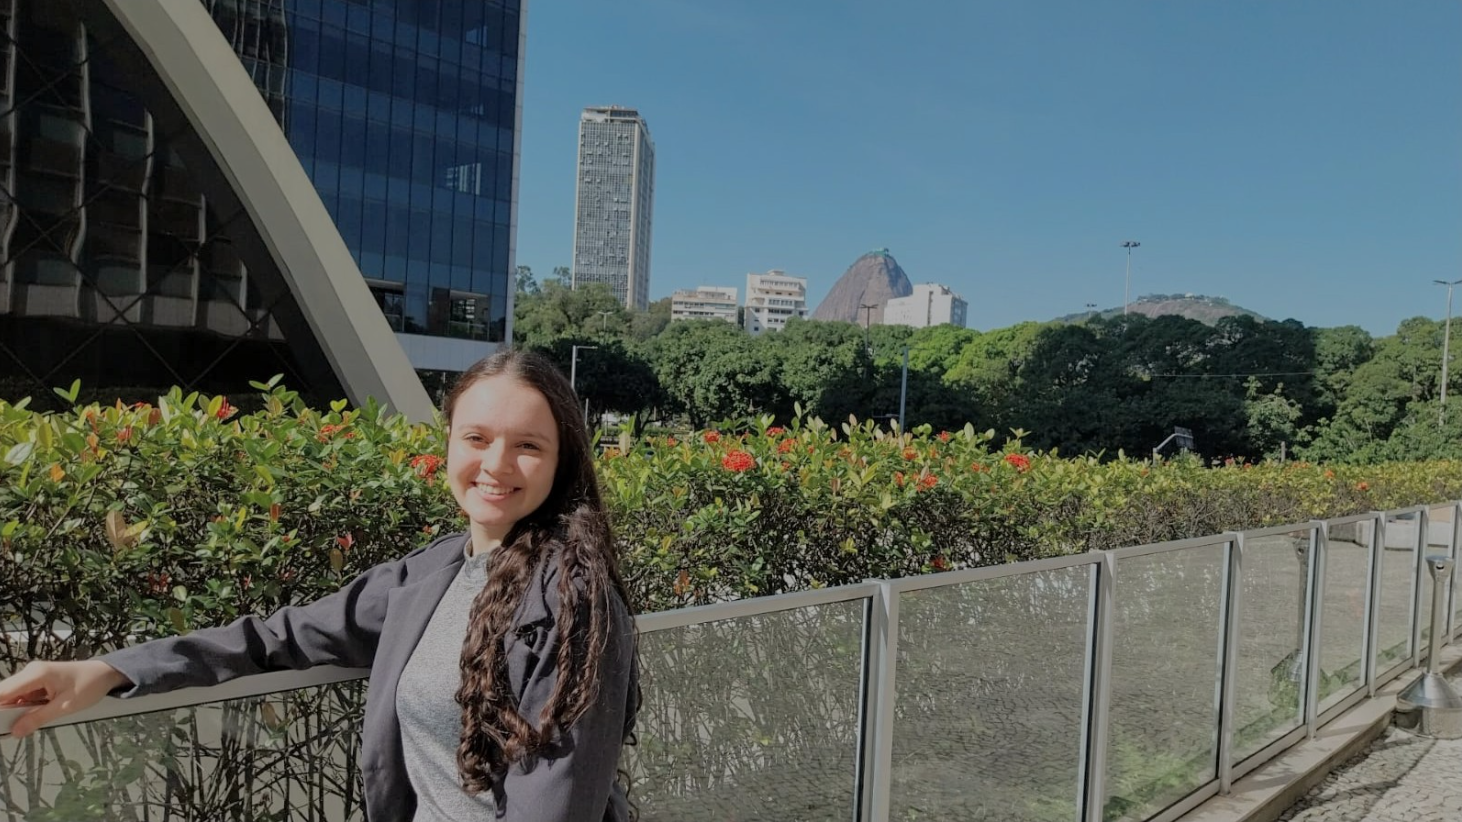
<box><xmin>3</xmin><ymin>382</ymin><xmax>1460</xmax><ymax>669</ymax></box>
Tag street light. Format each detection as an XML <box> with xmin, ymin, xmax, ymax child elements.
<box><xmin>1121</xmin><ymin>241</ymin><xmax>1141</xmax><ymax>316</ymax></box>
<box><xmin>570</xmin><ymin>344</ymin><xmax>597</xmax><ymax>420</ymax></box>
<box><xmin>595</xmin><ymin>310</ymin><xmax>614</xmax><ymax>332</ymax></box>
<box><xmin>1435</xmin><ymin>278</ymin><xmax>1462</xmax><ymax>427</ymax></box>
<box><xmin>859</xmin><ymin>303</ymin><xmax>878</xmax><ymax>356</ymax></box>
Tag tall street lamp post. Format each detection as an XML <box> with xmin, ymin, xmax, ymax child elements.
<box><xmin>571</xmin><ymin>344</ymin><xmax>597</xmax><ymax>420</ymax></box>
<box><xmin>1436</xmin><ymin>278</ymin><xmax>1462</xmax><ymax>427</ymax></box>
<box><xmin>596</xmin><ymin>310</ymin><xmax>614</xmax><ymax>332</ymax></box>
<box><xmin>1121</xmin><ymin>240</ymin><xmax>1141</xmax><ymax>316</ymax></box>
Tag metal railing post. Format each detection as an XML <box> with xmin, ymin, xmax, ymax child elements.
<box><xmin>1081</xmin><ymin>553</ymin><xmax>1117</xmax><ymax>822</ymax></box>
<box><xmin>1450</xmin><ymin>501</ymin><xmax>1462</xmax><ymax>642</ymax></box>
<box><xmin>864</xmin><ymin>581</ymin><xmax>898</xmax><ymax>822</ymax></box>
<box><xmin>856</xmin><ymin>588</ymin><xmax>884</xmax><ymax>822</ymax></box>
<box><xmin>1365</xmin><ymin>513</ymin><xmax>1385</xmax><ymax>698</ymax></box>
<box><xmin>1217</xmin><ymin>533</ymin><xmax>1245</xmax><ymax>795</ymax></box>
<box><xmin>1413</xmin><ymin>509</ymin><xmax>1430</xmax><ymax>668</ymax></box>
<box><xmin>1304</xmin><ymin>523</ymin><xmax>1327</xmax><ymax>739</ymax></box>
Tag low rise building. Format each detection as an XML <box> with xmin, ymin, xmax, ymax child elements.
<box><xmin>670</xmin><ymin>287</ymin><xmax>739</xmax><ymax>323</ymax></box>
<box><xmin>744</xmin><ymin>270</ymin><xmax>808</xmax><ymax>335</ymax></box>
<box><xmin>883</xmin><ymin>283</ymin><xmax>968</xmax><ymax>328</ymax></box>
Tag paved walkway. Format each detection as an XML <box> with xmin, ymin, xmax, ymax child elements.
<box><xmin>1278</xmin><ymin>720</ymin><xmax>1462</xmax><ymax>822</ymax></box>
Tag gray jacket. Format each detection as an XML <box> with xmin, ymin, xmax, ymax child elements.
<box><xmin>99</xmin><ymin>532</ymin><xmax>638</xmax><ymax>822</ymax></box>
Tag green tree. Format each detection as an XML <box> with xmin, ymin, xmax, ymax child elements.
<box><xmin>512</xmin><ymin>281</ymin><xmax>627</xmax><ymax>350</ymax></box>
<box><xmin>515</xmin><ymin>265</ymin><xmax>540</xmax><ymax>296</ymax></box>
<box><xmin>631</xmin><ymin>296</ymin><xmax>673</xmax><ymax>341</ymax></box>
<box><xmin>537</xmin><ymin>338</ymin><xmax>661</xmax><ymax>434</ymax></box>
<box><xmin>762</xmin><ymin>319</ymin><xmax>873</xmax><ymax>422</ymax></box>
<box><xmin>1243</xmin><ymin>378</ymin><xmax>1305</xmax><ymax>460</ymax></box>
<box><xmin>648</xmin><ymin>321</ymin><xmax>776</xmax><ymax>428</ymax></box>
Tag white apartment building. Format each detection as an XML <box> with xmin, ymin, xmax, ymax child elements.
<box><xmin>744</xmin><ymin>270</ymin><xmax>808</xmax><ymax>335</ymax></box>
<box><xmin>571</xmin><ymin>106</ymin><xmax>655</xmax><ymax>311</ymax></box>
<box><xmin>883</xmin><ymin>283</ymin><xmax>968</xmax><ymax>329</ymax></box>
<box><xmin>670</xmin><ymin>287</ymin><xmax>739</xmax><ymax>323</ymax></box>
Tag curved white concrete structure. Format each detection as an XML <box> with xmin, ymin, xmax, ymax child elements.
<box><xmin>94</xmin><ymin>0</ymin><xmax>435</xmax><ymax>421</ymax></box>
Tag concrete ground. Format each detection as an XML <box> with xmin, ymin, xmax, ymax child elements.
<box><xmin>1279</xmin><ymin>712</ymin><xmax>1462</xmax><ymax>822</ymax></box>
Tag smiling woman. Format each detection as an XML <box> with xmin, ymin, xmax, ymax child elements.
<box><xmin>0</xmin><ymin>350</ymin><xmax>640</xmax><ymax>822</ymax></box>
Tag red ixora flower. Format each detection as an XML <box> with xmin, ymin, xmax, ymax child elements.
<box><xmin>894</xmin><ymin>471</ymin><xmax>906</xmax><ymax>487</ymax></box>
<box><xmin>919</xmin><ymin>473</ymin><xmax>938</xmax><ymax>490</ymax></box>
<box><xmin>1356</xmin><ymin>481</ymin><xmax>1370</xmax><ymax>492</ymax></box>
<box><xmin>666</xmin><ymin>437</ymin><xmax>678</xmax><ymax>447</ymax></box>
<box><xmin>410</xmin><ymin>454</ymin><xmax>443</xmax><ymax>478</ymax></box>
<box><xmin>766</xmin><ymin>426</ymin><xmax>785</xmax><ymax>437</ymax></box>
<box><xmin>777</xmin><ymin>439</ymin><xmax>795</xmax><ymax>454</ymax></box>
<box><xmin>721</xmin><ymin>450</ymin><xmax>755</xmax><ymax>472</ymax></box>
<box><xmin>970</xmin><ymin>462</ymin><xmax>986</xmax><ymax>473</ymax></box>
<box><xmin>931</xmin><ymin>556</ymin><xmax>950</xmax><ymax>572</ymax></box>
<box><xmin>937</xmin><ymin>431</ymin><xmax>951</xmax><ymax>443</ymax></box>
<box><xmin>318</xmin><ymin>423</ymin><xmax>346</xmax><ymax>442</ymax></box>
<box><xmin>216</xmin><ymin>398</ymin><xmax>235</xmax><ymax>420</ymax></box>
<box><xmin>1004</xmin><ymin>453</ymin><xmax>1031</xmax><ymax>472</ymax></box>
<box><xmin>902</xmin><ymin>448</ymin><xmax>919</xmax><ymax>461</ymax></box>
<box><xmin>703</xmin><ymin>431</ymin><xmax>721</xmax><ymax>444</ymax></box>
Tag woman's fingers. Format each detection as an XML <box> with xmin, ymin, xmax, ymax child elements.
<box><xmin>8</xmin><ymin>698</ymin><xmax>68</xmax><ymax>738</ymax></box>
<box><xmin>0</xmin><ymin>664</ymin><xmax>51</xmax><ymax>705</ymax></box>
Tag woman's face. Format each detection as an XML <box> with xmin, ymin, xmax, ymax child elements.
<box><xmin>447</xmin><ymin>374</ymin><xmax>561</xmax><ymax>550</ymax></box>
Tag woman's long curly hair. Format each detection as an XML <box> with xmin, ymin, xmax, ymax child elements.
<box><xmin>445</xmin><ymin>349</ymin><xmax>636</xmax><ymax>795</ymax></box>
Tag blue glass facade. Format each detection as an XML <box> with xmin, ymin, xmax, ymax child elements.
<box><xmin>207</xmin><ymin>0</ymin><xmax>521</xmax><ymax>343</ymax></box>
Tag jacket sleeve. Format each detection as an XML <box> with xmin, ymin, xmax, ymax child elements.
<box><xmin>499</xmin><ymin>578</ymin><xmax>637</xmax><ymax>822</ymax></box>
<box><xmin>98</xmin><ymin>537</ymin><xmax>451</xmax><ymax>698</ymax></box>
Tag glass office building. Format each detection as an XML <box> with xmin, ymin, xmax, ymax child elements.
<box><xmin>0</xmin><ymin>0</ymin><xmax>522</xmax><ymax>410</ymax></box>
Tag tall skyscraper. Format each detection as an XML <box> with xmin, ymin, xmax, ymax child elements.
<box><xmin>572</xmin><ymin>106</ymin><xmax>654</xmax><ymax>311</ymax></box>
<box><xmin>0</xmin><ymin>0</ymin><xmax>524</xmax><ymax>414</ymax></box>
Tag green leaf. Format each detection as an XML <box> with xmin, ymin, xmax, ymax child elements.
<box><xmin>4</xmin><ymin>442</ymin><xmax>34</xmax><ymax>465</ymax></box>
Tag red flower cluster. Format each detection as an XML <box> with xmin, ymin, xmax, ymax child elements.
<box><xmin>666</xmin><ymin>437</ymin><xmax>678</xmax><ymax>447</ymax></box>
<box><xmin>970</xmin><ymin>462</ymin><xmax>986</xmax><ymax>473</ymax></box>
<box><xmin>766</xmin><ymin>426</ymin><xmax>785</xmax><ymax>437</ymax></box>
<box><xmin>721</xmin><ymin>450</ymin><xmax>755</xmax><ymax>472</ymax></box>
<box><xmin>410</xmin><ymin>454</ymin><xmax>443</xmax><ymax>478</ymax></box>
<box><xmin>1356</xmin><ymin>481</ymin><xmax>1370</xmax><ymax>492</ymax></box>
<box><xmin>919</xmin><ymin>473</ymin><xmax>938</xmax><ymax>490</ymax></box>
<box><xmin>1004</xmin><ymin>453</ymin><xmax>1031</xmax><ymax>472</ymax></box>
<box><xmin>937</xmin><ymin>431</ymin><xmax>951</xmax><ymax>443</ymax></box>
<box><xmin>146</xmin><ymin>571</ymin><xmax>171</xmax><ymax>596</ymax></box>
<box><xmin>901</xmin><ymin>448</ymin><xmax>918</xmax><ymax>461</ymax></box>
<box><xmin>318</xmin><ymin>423</ymin><xmax>349</xmax><ymax>442</ymax></box>
<box><xmin>703</xmin><ymin>431</ymin><xmax>721</xmax><ymax>444</ymax></box>
<box><xmin>931</xmin><ymin>556</ymin><xmax>950</xmax><ymax>572</ymax></box>
<box><xmin>216</xmin><ymin>398</ymin><xmax>235</xmax><ymax>420</ymax></box>
<box><xmin>777</xmin><ymin>439</ymin><xmax>795</xmax><ymax>454</ymax></box>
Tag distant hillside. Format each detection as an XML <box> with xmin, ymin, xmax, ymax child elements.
<box><xmin>1056</xmin><ymin>294</ymin><xmax>1267</xmax><ymax>325</ymax></box>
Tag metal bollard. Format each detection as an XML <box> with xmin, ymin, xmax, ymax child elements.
<box><xmin>1396</xmin><ymin>555</ymin><xmax>1462</xmax><ymax>737</ymax></box>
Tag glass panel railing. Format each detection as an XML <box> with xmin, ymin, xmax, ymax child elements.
<box><xmin>1375</xmin><ymin>512</ymin><xmax>1420</xmax><ymax>673</ymax></box>
<box><xmin>1232</xmin><ymin>529</ymin><xmax>1312</xmax><ymax>761</ymax></box>
<box><xmin>626</xmin><ymin>600</ymin><xmax>868</xmax><ymax>822</ymax></box>
<box><xmin>0</xmin><ymin>679</ymin><xmax>367</xmax><ymax>822</ymax></box>
<box><xmin>1104</xmin><ymin>542</ymin><xmax>1227</xmax><ymax>822</ymax></box>
<box><xmin>890</xmin><ymin>564</ymin><xmax>1094</xmax><ymax>822</ymax></box>
<box><xmin>1316</xmin><ymin>518</ymin><xmax>1373</xmax><ymax>713</ymax></box>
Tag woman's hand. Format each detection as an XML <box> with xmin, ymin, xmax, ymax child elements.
<box><xmin>0</xmin><ymin>660</ymin><xmax>132</xmax><ymax>737</ymax></box>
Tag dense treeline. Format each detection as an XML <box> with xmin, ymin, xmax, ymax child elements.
<box><xmin>514</xmin><ymin>268</ymin><xmax>1459</xmax><ymax>464</ymax></box>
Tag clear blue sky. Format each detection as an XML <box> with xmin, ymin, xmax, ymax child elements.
<box><xmin>512</xmin><ymin>1</ymin><xmax>1462</xmax><ymax>335</ymax></box>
